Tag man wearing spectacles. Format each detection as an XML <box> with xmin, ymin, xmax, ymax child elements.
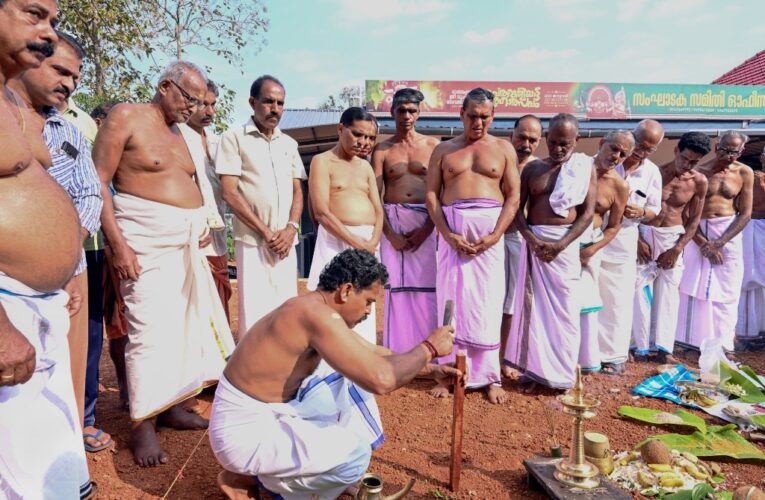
<box><xmin>598</xmin><ymin>119</ymin><xmax>664</xmax><ymax>374</ymax></box>
<box><xmin>94</xmin><ymin>60</ymin><xmax>235</xmax><ymax>468</ymax></box>
<box><xmin>677</xmin><ymin>131</ymin><xmax>753</xmax><ymax>357</ymax></box>
<box><xmin>632</xmin><ymin>132</ymin><xmax>710</xmax><ymax>364</ymax></box>
<box><xmin>736</xmin><ymin>147</ymin><xmax>765</xmax><ymax>342</ymax></box>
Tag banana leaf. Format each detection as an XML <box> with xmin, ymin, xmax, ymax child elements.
<box><xmin>635</xmin><ymin>424</ymin><xmax>765</xmax><ymax>462</ymax></box>
<box><xmin>618</xmin><ymin>406</ymin><xmax>707</xmax><ymax>433</ymax></box>
<box><xmin>718</xmin><ymin>363</ymin><xmax>765</xmax><ymax>404</ymax></box>
<box><xmin>739</xmin><ymin>365</ymin><xmax>765</xmax><ymax>390</ymax></box>
<box><xmin>751</xmin><ymin>415</ymin><xmax>765</xmax><ymax>430</ymax></box>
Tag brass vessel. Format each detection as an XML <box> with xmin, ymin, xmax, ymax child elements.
<box><xmin>355</xmin><ymin>473</ymin><xmax>415</xmax><ymax>500</ymax></box>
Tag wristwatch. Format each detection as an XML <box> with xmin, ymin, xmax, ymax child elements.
<box><xmin>287</xmin><ymin>221</ymin><xmax>300</xmax><ymax>233</ymax></box>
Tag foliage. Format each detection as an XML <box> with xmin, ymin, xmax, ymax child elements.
<box><xmin>319</xmin><ymin>85</ymin><xmax>364</xmax><ymax>111</ymax></box>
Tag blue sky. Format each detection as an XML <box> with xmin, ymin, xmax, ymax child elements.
<box><xmin>185</xmin><ymin>0</ymin><xmax>761</xmax><ymax>126</ymax></box>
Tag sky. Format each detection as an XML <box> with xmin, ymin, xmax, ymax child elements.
<box><xmin>184</xmin><ymin>0</ymin><xmax>762</xmax><ymax>126</ymax></box>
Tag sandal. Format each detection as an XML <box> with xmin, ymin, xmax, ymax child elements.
<box><xmin>83</xmin><ymin>429</ymin><xmax>113</xmax><ymax>453</ymax></box>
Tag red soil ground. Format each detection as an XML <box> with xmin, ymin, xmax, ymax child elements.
<box><xmin>87</xmin><ymin>280</ymin><xmax>765</xmax><ymax>499</ymax></box>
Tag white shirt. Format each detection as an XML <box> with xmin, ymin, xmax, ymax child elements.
<box><xmin>601</xmin><ymin>158</ymin><xmax>663</xmax><ymax>263</ymax></box>
<box><xmin>215</xmin><ymin>119</ymin><xmax>307</xmax><ymax>246</ymax></box>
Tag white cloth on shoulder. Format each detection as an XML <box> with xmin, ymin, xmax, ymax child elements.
<box><xmin>548</xmin><ymin>153</ymin><xmax>594</xmax><ymax>218</ymax></box>
<box><xmin>0</xmin><ymin>274</ymin><xmax>92</xmax><ymax>500</ymax></box>
<box><xmin>209</xmin><ymin>374</ymin><xmax>374</xmax><ymax>499</ymax></box>
<box><xmin>114</xmin><ymin>194</ymin><xmax>235</xmax><ymax>420</ymax></box>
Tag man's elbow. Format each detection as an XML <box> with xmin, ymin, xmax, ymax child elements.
<box><xmin>368</xmin><ymin>367</ymin><xmax>398</xmax><ymax>395</ymax></box>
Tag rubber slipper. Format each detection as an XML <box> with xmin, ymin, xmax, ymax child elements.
<box><xmin>83</xmin><ymin>429</ymin><xmax>113</xmax><ymax>453</ymax></box>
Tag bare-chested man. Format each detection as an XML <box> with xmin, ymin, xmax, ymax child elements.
<box><xmin>677</xmin><ymin>131</ymin><xmax>753</xmax><ymax>354</ymax></box>
<box><xmin>372</xmin><ymin>88</ymin><xmax>440</xmax><ymax>353</ymax></box>
<box><xmin>0</xmin><ymin>0</ymin><xmax>93</xmax><ymax>496</ymax></box>
<box><xmin>599</xmin><ymin>120</ymin><xmax>664</xmax><ymax>371</ymax></box>
<box><xmin>210</xmin><ymin>249</ymin><xmax>460</xmax><ymax>500</ymax></box>
<box><xmin>426</xmin><ymin>88</ymin><xmax>520</xmax><ymax>404</ymax></box>
<box><xmin>308</xmin><ymin>106</ymin><xmax>383</xmax><ymax>345</ymax></box>
<box><xmin>578</xmin><ymin>131</ymin><xmax>632</xmax><ymax>374</ymax></box>
<box><xmin>504</xmin><ymin>113</ymin><xmax>597</xmax><ymax>391</ymax></box>
<box><xmin>95</xmin><ymin>61</ymin><xmax>235</xmax><ymax>467</ymax></box>
<box><xmin>736</xmin><ymin>148</ymin><xmax>765</xmax><ymax>340</ymax></box>
<box><xmin>633</xmin><ymin>132</ymin><xmax>709</xmax><ymax>363</ymax></box>
<box><xmin>500</xmin><ymin>114</ymin><xmax>543</xmax><ymax>378</ymax></box>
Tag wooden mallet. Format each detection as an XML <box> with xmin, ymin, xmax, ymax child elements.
<box><xmin>441</xmin><ymin>300</ymin><xmax>466</xmax><ymax>492</ymax></box>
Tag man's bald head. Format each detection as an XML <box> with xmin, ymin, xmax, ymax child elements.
<box><xmin>546</xmin><ymin>113</ymin><xmax>579</xmax><ymax>164</ymax></box>
<box><xmin>629</xmin><ymin>119</ymin><xmax>664</xmax><ymax>162</ymax></box>
<box><xmin>155</xmin><ymin>60</ymin><xmax>207</xmax><ymax>125</ymax></box>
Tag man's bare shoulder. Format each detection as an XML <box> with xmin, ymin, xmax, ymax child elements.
<box><xmin>372</xmin><ymin>138</ymin><xmax>395</xmax><ymax>154</ymax></box>
<box><xmin>523</xmin><ymin>158</ymin><xmax>548</xmax><ymax>175</ymax></box>
<box><xmin>690</xmin><ymin>169</ymin><xmax>708</xmax><ymax>187</ymax></box>
<box><xmin>420</xmin><ymin>134</ymin><xmax>441</xmax><ymax>148</ymax></box>
<box><xmin>735</xmin><ymin>161</ymin><xmax>754</xmax><ymax>179</ymax></box>
<box><xmin>608</xmin><ymin>171</ymin><xmax>629</xmax><ymax>196</ymax></box>
<box><xmin>311</xmin><ymin>149</ymin><xmax>335</xmax><ymax>168</ymax></box>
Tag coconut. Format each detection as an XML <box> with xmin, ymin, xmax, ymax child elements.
<box><xmin>733</xmin><ymin>486</ymin><xmax>765</xmax><ymax>500</ymax></box>
<box><xmin>639</xmin><ymin>440</ymin><xmax>672</xmax><ymax>465</ymax></box>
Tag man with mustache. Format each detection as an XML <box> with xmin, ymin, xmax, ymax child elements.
<box><xmin>598</xmin><ymin>120</ymin><xmax>664</xmax><ymax>375</ymax></box>
<box><xmin>427</xmin><ymin>88</ymin><xmax>520</xmax><ymax>404</ymax></box>
<box><xmin>217</xmin><ymin>75</ymin><xmax>306</xmax><ymax>339</ymax></box>
<box><xmin>181</xmin><ymin>80</ymin><xmax>231</xmax><ymax>321</ymax></box>
<box><xmin>95</xmin><ymin>61</ymin><xmax>235</xmax><ymax>467</ymax></box>
<box><xmin>504</xmin><ymin>113</ymin><xmax>596</xmax><ymax>391</ymax></box>
<box><xmin>578</xmin><ymin>131</ymin><xmax>632</xmax><ymax>373</ymax></box>
<box><xmin>501</xmin><ymin>114</ymin><xmax>542</xmax><ymax>378</ymax></box>
<box><xmin>210</xmin><ymin>249</ymin><xmax>460</xmax><ymax>500</ymax></box>
<box><xmin>372</xmin><ymin>88</ymin><xmax>440</xmax><ymax>353</ymax></box>
<box><xmin>9</xmin><ymin>29</ymin><xmax>109</xmax><ymax>453</ymax></box>
<box><xmin>632</xmin><ymin>132</ymin><xmax>709</xmax><ymax>363</ymax></box>
<box><xmin>0</xmin><ymin>0</ymin><xmax>93</xmax><ymax>496</ymax></box>
<box><xmin>677</xmin><ymin>131</ymin><xmax>753</xmax><ymax>356</ymax></box>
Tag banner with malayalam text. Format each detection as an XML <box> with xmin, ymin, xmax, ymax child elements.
<box><xmin>365</xmin><ymin>80</ymin><xmax>765</xmax><ymax>119</ymax></box>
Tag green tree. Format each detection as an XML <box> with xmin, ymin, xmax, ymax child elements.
<box><xmin>318</xmin><ymin>85</ymin><xmax>364</xmax><ymax>111</ymax></box>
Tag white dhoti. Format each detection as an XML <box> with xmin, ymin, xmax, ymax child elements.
<box><xmin>598</xmin><ymin>222</ymin><xmax>638</xmax><ymax>365</ymax></box>
<box><xmin>632</xmin><ymin>224</ymin><xmax>685</xmax><ymax>355</ymax></box>
<box><xmin>236</xmin><ymin>241</ymin><xmax>298</xmax><ymax>339</ymax></box>
<box><xmin>0</xmin><ymin>274</ymin><xmax>92</xmax><ymax>500</ymax></box>
<box><xmin>505</xmin><ymin>225</ymin><xmax>582</xmax><ymax>389</ymax></box>
<box><xmin>503</xmin><ymin>230</ymin><xmax>523</xmax><ymax>315</ymax></box>
<box><xmin>736</xmin><ymin>219</ymin><xmax>765</xmax><ymax>338</ymax></box>
<box><xmin>578</xmin><ymin>227</ymin><xmax>604</xmax><ymax>373</ymax></box>
<box><xmin>210</xmin><ymin>373</ymin><xmax>377</xmax><ymax>499</ymax></box>
<box><xmin>677</xmin><ymin>215</ymin><xmax>744</xmax><ymax>352</ymax></box>
<box><xmin>113</xmin><ymin>194</ymin><xmax>236</xmax><ymax>420</ymax></box>
<box><xmin>380</xmin><ymin>204</ymin><xmax>437</xmax><ymax>353</ymax></box>
<box><xmin>307</xmin><ymin>224</ymin><xmax>377</xmax><ymax>344</ymax></box>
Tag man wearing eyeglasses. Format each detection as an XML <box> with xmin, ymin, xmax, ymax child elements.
<box><xmin>94</xmin><ymin>60</ymin><xmax>235</xmax><ymax>468</ymax></box>
<box><xmin>632</xmin><ymin>132</ymin><xmax>709</xmax><ymax>364</ymax></box>
<box><xmin>736</xmin><ymin>148</ymin><xmax>765</xmax><ymax>342</ymax></box>
<box><xmin>677</xmin><ymin>131</ymin><xmax>753</xmax><ymax>356</ymax></box>
<box><xmin>216</xmin><ymin>75</ymin><xmax>306</xmax><ymax>341</ymax></box>
<box><xmin>597</xmin><ymin>119</ymin><xmax>664</xmax><ymax>375</ymax></box>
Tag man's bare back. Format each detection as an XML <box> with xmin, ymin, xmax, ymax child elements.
<box><xmin>374</xmin><ymin>133</ymin><xmax>439</xmax><ymax>204</ymax></box>
<box><xmin>95</xmin><ymin>103</ymin><xmax>202</xmax><ymax>209</ymax></box>
<box><xmin>0</xmin><ymin>92</ymin><xmax>81</xmax><ymax>292</ymax></box>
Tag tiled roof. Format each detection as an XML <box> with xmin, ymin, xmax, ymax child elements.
<box><xmin>712</xmin><ymin>50</ymin><xmax>765</xmax><ymax>85</ymax></box>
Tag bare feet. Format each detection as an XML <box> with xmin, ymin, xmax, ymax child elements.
<box><xmin>130</xmin><ymin>420</ymin><xmax>168</xmax><ymax>467</ymax></box>
<box><xmin>217</xmin><ymin>470</ymin><xmax>259</xmax><ymax>500</ymax></box>
<box><xmin>157</xmin><ymin>403</ymin><xmax>209</xmax><ymax>430</ymax></box>
<box><xmin>654</xmin><ymin>351</ymin><xmax>679</xmax><ymax>364</ymax></box>
<box><xmin>429</xmin><ymin>382</ymin><xmax>450</xmax><ymax>398</ymax></box>
<box><xmin>486</xmin><ymin>384</ymin><xmax>508</xmax><ymax>404</ymax></box>
<box><xmin>501</xmin><ymin>365</ymin><xmax>522</xmax><ymax>380</ymax></box>
<box><xmin>601</xmin><ymin>362</ymin><xmax>626</xmax><ymax>376</ymax></box>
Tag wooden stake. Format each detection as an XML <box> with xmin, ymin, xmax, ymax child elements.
<box><xmin>449</xmin><ymin>350</ymin><xmax>466</xmax><ymax>492</ymax></box>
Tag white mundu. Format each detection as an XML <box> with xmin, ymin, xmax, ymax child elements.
<box><xmin>216</xmin><ymin>118</ymin><xmax>307</xmax><ymax>338</ymax></box>
<box><xmin>598</xmin><ymin>159</ymin><xmax>662</xmax><ymax>365</ymax></box>
<box><xmin>632</xmin><ymin>224</ymin><xmax>686</xmax><ymax>355</ymax></box>
<box><xmin>0</xmin><ymin>274</ymin><xmax>92</xmax><ymax>500</ymax></box>
<box><xmin>736</xmin><ymin>219</ymin><xmax>765</xmax><ymax>338</ymax></box>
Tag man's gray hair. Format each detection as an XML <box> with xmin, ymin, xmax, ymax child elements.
<box><xmin>604</xmin><ymin>129</ymin><xmax>635</xmax><ymax>148</ymax></box>
<box><xmin>157</xmin><ymin>61</ymin><xmax>207</xmax><ymax>86</ymax></box>
<box><xmin>720</xmin><ymin>130</ymin><xmax>749</xmax><ymax>145</ymax></box>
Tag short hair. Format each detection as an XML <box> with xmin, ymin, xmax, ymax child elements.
<box><xmin>207</xmin><ymin>80</ymin><xmax>219</xmax><ymax>97</ymax></box>
<box><xmin>462</xmin><ymin>87</ymin><xmax>494</xmax><ymax>110</ymax></box>
<box><xmin>158</xmin><ymin>60</ymin><xmax>207</xmax><ymax>86</ymax></box>
<box><xmin>249</xmin><ymin>74</ymin><xmax>283</xmax><ymax>99</ymax></box>
<box><xmin>548</xmin><ymin>113</ymin><xmax>579</xmax><ymax>133</ymax></box>
<box><xmin>340</xmin><ymin>106</ymin><xmax>376</xmax><ymax>127</ymax></box>
<box><xmin>678</xmin><ymin>132</ymin><xmax>711</xmax><ymax>156</ymax></box>
<box><xmin>90</xmin><ymin>101</ymin><xmax>118</xmax><ymax>120</ymax></box>
<box><xmin>55</xmin><ymin>30</ymin><xmax>86</xmax><ymax>60</ymax></box>
<box><xmin>719</xmin><ymin>130</ymin><xmax>749</xmax><ymax>146</ymax></box>
<box><xmin>391</xmin><ymin>88</ymin><xmax>424</xmax><ymax>111</ymax></box>
<box><xmin>317</xmin><ymin>249</ymin><xmax>389</xmax><ymax>291</ymax></box>
<box><xmin>603</xmin><ymin>129</ymin><xmax>635</xmax><ymax>148</ymax></box>
<box><xmin>515</xmin><ymin>114</ymin><xmax>542</xmax><ymax>130</ymax></box>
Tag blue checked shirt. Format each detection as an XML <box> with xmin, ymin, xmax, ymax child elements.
<box><xmin>44</xmin><ymin>107</ymin><xmax>103</xmax><ymax>275</ymax></box>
